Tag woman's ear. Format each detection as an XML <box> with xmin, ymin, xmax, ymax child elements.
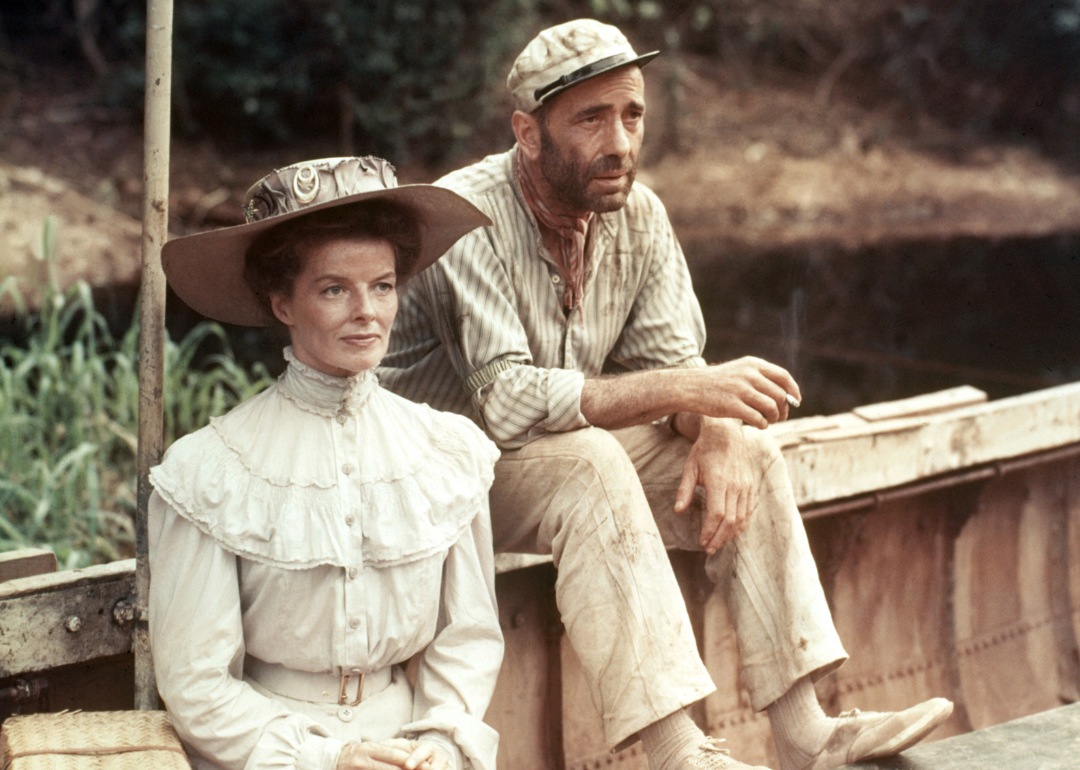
<box><xmin>269</xmin><ymin>293</ymin><xmax>293</xmax><ymax>326</ymax></box>
<box><xmin>512</xmin><ymin>110</ymin><xmax>542</xmax><ymax>162</ymax></box>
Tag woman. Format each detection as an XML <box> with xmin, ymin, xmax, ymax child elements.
<box><xmin>149</xmin><ymin>157</ymin><xmax>502</xmax><ymax>770</ymax></box>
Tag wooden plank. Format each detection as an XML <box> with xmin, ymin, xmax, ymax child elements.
<box><xmin>852</xmin><ymin>386</ymin><xmax>987</xmax><ymax>423</ymax></box>
<box><xmin>840</xmin><ymin>702</ymin><xmax>1080</xmax><ymax>769</ymax></box>
<box><xmin>0</xmin><ymin>560</ymin><xmax>135</xmax><ymax>677</ymax></box>
<box><xmin>0</xmin><ymin>549</ymin><xmax>57</xmax><ymax>583</ymax></box>
<box><xmin>780</xmin><ymin>381</ymin><xmax>1080</xmax><ymax>506</ymax></box>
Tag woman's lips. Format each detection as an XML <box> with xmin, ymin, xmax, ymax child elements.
<box><xmin>341</xmin><ymin>334</ymin><xmax>381</xmax><ymax>346</ymax></box>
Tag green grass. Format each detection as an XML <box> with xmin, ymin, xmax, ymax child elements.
<box><xmin>1</xmin><ymin>222</ymin><xmax>273</xmax><ymax>567</ymax></box>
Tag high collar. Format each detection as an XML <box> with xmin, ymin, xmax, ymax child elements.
<box><xmin>278</xmin><ymin>347</ymin><xmax>376</xmax><ymax>418</ymax></box>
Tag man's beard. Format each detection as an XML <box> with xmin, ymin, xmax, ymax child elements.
<box><xmin>538</xmin><ymin>124</ymin><xmax>637</xmax><ymax>214</ymax></box>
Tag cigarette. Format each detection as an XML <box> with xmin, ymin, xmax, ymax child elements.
<box><xmin>785</xmin><ymin>394</ymin><xmax>801</xmax><ymax>409</ymax></box>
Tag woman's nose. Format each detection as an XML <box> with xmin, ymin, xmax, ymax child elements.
<box><xmin>351</xmin><ymin>291</ymin><xmax>375</xmax><ymax>320</ymax></box>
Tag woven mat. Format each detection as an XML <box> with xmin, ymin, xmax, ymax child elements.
<box><xmin>0</xmin><ymin>711</ymin><xmax>190</xmax><ymax>770</ymax></box>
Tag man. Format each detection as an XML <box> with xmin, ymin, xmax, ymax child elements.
<box><xmin>379</xmin><ymin>19</ymin><xmax>952</xmax><ymax>770</ymax></box>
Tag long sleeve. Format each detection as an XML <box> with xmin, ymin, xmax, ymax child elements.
<box><xmin>380</xmin><ymin>149</ymin><xmax>707</xmax><ymax>449</ymax></box>
<box><xmin>606</xmin><ymin>196</ymin><xmax>707</xmax><ymax>373</ymax></box>
<box><xmin>401</xmin><ymin>499</ymin><xmax>504</xmax><ymax>770</ymax></box>
<box><xmin>409</xmin><ymin>230</ymin><xmax>590</xmax><ymax>449</ymax></box>
<box><xmin>148</xmin><ymin>492</ymin><xmax>344</xmax><ymax>770</ymax></box>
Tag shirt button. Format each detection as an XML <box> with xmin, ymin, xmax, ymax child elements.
<box><xmin>342</xmin><ymin>464</ymin><xmax>353</xmax><ymax>475</ymax></box>
<box><xmin>349</xmin><ymin>617</ymin><xmax>360</xmax><ymax>629</ymax></box>
<box><xmin>345</xmin><ymin>515</ymin><xmax>355</xmax><ymax>526</ymax></box>
<box><xmin>336</xmin><ymin>414</ymin><xmax>347</xmax><ymax>425</ymax></box>
<box><xmin>337</xmin><ymin>706</ymin><xmax>355</xmax><ymax>722</ymax></box>
<box><xmin>348</xmin><ymin>567</ymin><xmax>358</xmax><ymax>579</ymax></box>
<box><xmin>551</xmin><ymin>274</ymin><xmax>561</xmax><ymax>284</ymax></box>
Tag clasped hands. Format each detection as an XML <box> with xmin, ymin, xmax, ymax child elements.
<box><xmin>337</xmin><ymin>739</ymin><xmax>450</xmax><ymax>770</ymax></box>
<box><xmin>672</xmin><ymin>357</ymin><xmax>800</xmax><ymax>555</ymax></box>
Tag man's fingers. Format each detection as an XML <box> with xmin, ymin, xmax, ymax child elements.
<box><xmin>675</xmin><ymin>459</ymin><xmax>700</xmax><ymax>513</ymax></box>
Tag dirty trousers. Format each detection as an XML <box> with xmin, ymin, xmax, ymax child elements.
<box><xmin>489</xmin><ymin>423</ymin><xmax>847</xmax><ymax>749</ymax></box>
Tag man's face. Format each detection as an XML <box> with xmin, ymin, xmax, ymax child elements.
<box><xmin>536</xmin><ymin>65</ymin><xmax>646</xmax><ymax>214</ymax></box>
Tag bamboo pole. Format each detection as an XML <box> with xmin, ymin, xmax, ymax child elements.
<box><xmin>135</xmin><ymin>0</ymin><xmax>173</xmax><ymax>711</ymax></box>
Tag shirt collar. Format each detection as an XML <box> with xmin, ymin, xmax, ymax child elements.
<box><xmin>278</xmin><ymin>347</ymin><xmax>376</xmax><ymax>417</ymax></box>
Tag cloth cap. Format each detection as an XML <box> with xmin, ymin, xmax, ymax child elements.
<box><xmin>507</xmin><ymin>19</ymin><xmax>659</xmax><ymax>113</ymax></box>
<box><xmin>161</xmin><ymin>156</ymin><xmax>491</xmax><ymax>327</ymax></box>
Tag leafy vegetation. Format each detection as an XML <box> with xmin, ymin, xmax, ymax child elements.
<box><xmin>0</xmin><ymin>218</ymin><xmax>273</xmax><ymax>567</ymax></box>
<box><xmin>100</xmin><ymin>0</ymin><xmax>539</xmax><ymax>164</ymax></box>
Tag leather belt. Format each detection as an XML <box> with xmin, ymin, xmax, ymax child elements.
<box><xmin>244</xmin><ymin>656</ymin><xmax>393</xmax><ymax>706</ymax></box>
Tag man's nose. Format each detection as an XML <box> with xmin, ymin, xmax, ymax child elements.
<box><xmin>602</xmin><ymin>119</ymin><xmax>632</xmax><ymax>158</ymax></box>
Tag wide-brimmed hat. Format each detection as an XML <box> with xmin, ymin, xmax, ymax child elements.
<box><xmin>161</xmin><ymin>156</ymin><xmax>491</xmax><ymax>326</ymax></box>
<box><xmin>507</xmin><ymin>19</ymin><xmax>659</xmax><ymax>113</ymax></box>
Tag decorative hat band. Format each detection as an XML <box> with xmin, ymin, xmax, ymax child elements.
<box><xmin>243</xmin><ymin>157</ymin><xmax>399</xmax><ymax>224</ymax></box>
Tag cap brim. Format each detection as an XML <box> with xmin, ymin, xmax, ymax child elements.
<box><xmin>162</xmin><ymin>185</ymin><xmax>491</xmax><ymax>327</ymax></box>
<box><xmin>537</xmin><ymin>50</ymin><xmax>659</xmax><ymax>108</ymax></box>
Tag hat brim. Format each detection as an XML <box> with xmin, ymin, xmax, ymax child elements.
<box><xmin>536</xmin><ymin>50</ymin><xmax>659</xmax><ymax>109</ymax></box>
<box><xmin>162</xmin><ymin>184</ymin><xmax>491</xmax><ymax>327</ymax></box>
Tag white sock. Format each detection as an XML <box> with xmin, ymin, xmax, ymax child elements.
<box><xmin>766</xmin><ymin>677</ymin><xmax>834</xmax><ymax>770</ymax></box>
<box><xmin>640</xmin><ymin>709</ymin><xmax>706</xmax><ymax>770</ymax></box>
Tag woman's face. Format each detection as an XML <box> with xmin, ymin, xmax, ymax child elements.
<box><xmin>270</xmin><ymin>237</ymin><xmax>398</xmax><ymax>377</ymax></box>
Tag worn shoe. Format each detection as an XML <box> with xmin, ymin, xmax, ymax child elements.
<box><xmin>687</xmin><ymin>737</ymin><xmax>773</xmax><ymax>770</ymax></box>
<box><xmin>802</xmin><ymin>698</ymin><xmax>954</xmax><ymax>770</ymax></box>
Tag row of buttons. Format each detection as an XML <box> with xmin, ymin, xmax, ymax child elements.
<box><xmin>333</xmin><ymin>407</ymin><xmax>363</xmax><ymax>675</ymax></box>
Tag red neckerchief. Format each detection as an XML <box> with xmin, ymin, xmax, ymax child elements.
<box><xmin>516</xmin><ymin>149</ymin><xmax>593</xmax><ymax>312</ymax></box>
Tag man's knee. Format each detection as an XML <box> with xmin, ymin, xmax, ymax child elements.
<box><xmin>507</xmin><ymin>426</ymin><xmax>639</xmax><ymax>486</ymax></box>
<box><xmin>740</xmin><ymin>425</ymin><xmax>784</xmax><ymax>470</ymax></box>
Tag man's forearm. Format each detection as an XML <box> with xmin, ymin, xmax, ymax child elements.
<box><xmin>579</xmin><ymin>356</ymin><xmax>799</xmax><ymax>432</ymax></box>
<box><xmin>579</xmin><ymin>368</ymin><xmax>690</xmax><ymax>429</ymax></box>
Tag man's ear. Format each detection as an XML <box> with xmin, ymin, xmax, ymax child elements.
<box><xmin>512</xmin><ymin>110</ymin><xmax>542</xmax><ymax>162</ymax></box>
<box><xmin>270</xmin><ymin>293</ymin><xmax>293</xmax><ymax>326</ymax></box>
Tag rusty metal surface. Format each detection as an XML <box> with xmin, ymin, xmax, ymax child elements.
<box><xmin>486</xmin><ymin>565</ymin><xmax>564</xmax><ymax>770</ymax></box>
<box><xmin>0</xmin><ymin>563</ymin><xmax>134</xmax><ymax>677</ymax></box>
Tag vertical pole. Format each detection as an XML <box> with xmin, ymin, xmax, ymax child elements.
<box><xmin>135</xmin><ymin>0</ymin><xmax>173</xmax><ymax>711</ymax></box>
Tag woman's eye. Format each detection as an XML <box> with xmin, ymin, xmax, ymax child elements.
<box><xmin>324</xmin><ymin>285</ymin><xmax>344</xmax><ymax>296</ymax></box>
<box><xmin>376</xmin><ymin>282</ymin><xmax>395</xmax><ymax>293</ymax></box>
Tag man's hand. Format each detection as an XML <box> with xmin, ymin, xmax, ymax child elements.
<box><xmin>683</xmin><ymin>357</ymin><xmax>800</xmax><ymax>430</ymax></box>
<box><xmin>674</xmin><ymin>417</ymin><xmax>758</xmax><ymax>554</ymax></box>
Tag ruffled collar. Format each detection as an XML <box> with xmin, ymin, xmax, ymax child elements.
<box><xmin>277</xmin><ymin>347</ymin><xmax>376</xmax><ymax>418</ymax></box>
<box><xmin>149</xmin><ymin>354</ymin><xmax>500</xmax><ymax>570</ymax></box>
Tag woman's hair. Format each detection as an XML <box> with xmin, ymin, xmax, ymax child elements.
<box><xmin>243</xmin><ymin>199</ymin><xmax>423</xmax><ymax>317</ymax></box>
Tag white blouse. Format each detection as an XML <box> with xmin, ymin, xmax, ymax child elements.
<box><xmin>148</xmin><ymin>349</ymin><xmax>504</xmax><ymax>770</ymax></box>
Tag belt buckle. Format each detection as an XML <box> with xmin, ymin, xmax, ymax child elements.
<box><xmin>338</xmin><ymin>670</ymin><xmax>366</xmax><ymax>706</ymax></box>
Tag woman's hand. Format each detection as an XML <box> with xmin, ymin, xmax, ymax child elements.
<box><xmin>336</xmin><ymin>740</ymin><xmax>451</xmax><ymax>770</ymax></box>
<box><xmin>381</xmin><ymin>739</ymin><xmax>452</xmax><ymax>770</ymax></box>
<box><xmin>336</xmin><ymin>741</ymin><xmax>411</xmax><ymax>770</ymax></box>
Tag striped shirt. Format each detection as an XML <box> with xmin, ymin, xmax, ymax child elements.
<box><xmin>378</xmin><ymin>148</ymin><xmax>707</xmax><ymax>449</ymax></box>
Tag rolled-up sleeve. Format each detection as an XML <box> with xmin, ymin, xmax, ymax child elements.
<box><xmin>148</xmin><ymin>493</ymin><xmax>344</xmax><ymax>770</ymax></box>
<box><xmin>402</xmin><ymin>499</ymin><xmax>504</xmax><ymax>770</ymax></box>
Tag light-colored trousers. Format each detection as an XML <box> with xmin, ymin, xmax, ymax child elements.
<box><xmin>489</xmin><ymin>422</ymin><xmax>848</xmax><ymax>750</ymax></box>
